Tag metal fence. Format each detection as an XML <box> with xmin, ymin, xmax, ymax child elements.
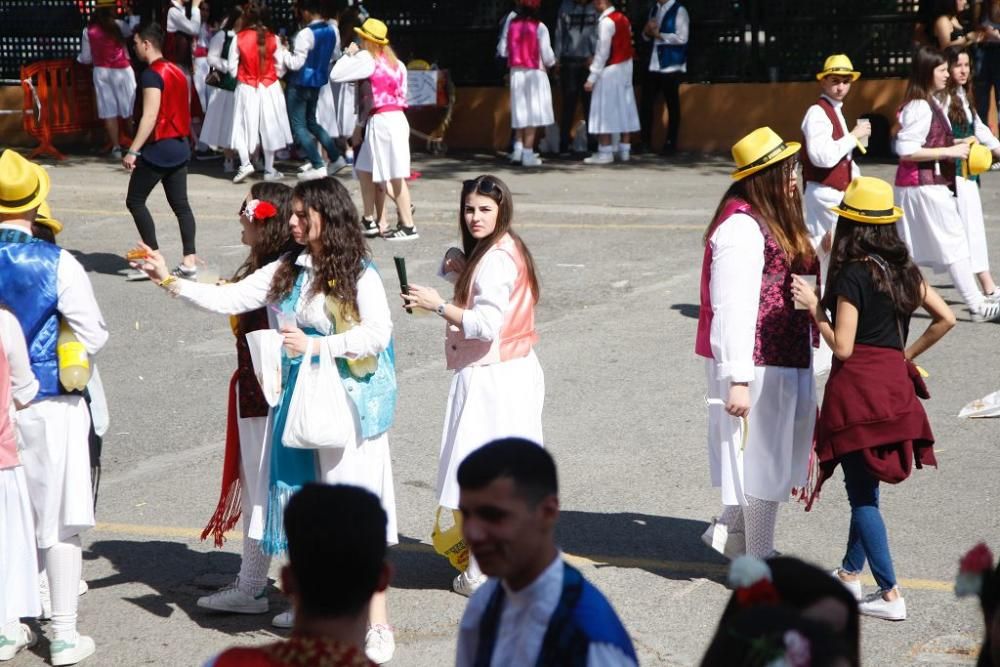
<box><xmin>0</xmin><ymin>0</ymin><xmax>923</xmax><ymax>85</ymax></box>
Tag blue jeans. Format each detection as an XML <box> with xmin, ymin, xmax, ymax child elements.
<box><xmin>286</xmin><ymin>84</ymin><xmax>340</xmax><ymax>169</ymax></box>
<box><xmin>841</xmin><ymin>451</ymin><xmax>897</xmax><ymax>590</ymax></box>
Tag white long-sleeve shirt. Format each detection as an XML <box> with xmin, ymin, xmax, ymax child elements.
<box><xmin>708</xmin><ymin>214</ymin><xmax>764</xmax><ymax>383</ymax></box>
<box><xmin>496</xmin><ymin>10</ymin><xmax>518</xmax><ymax>58</ymax></box>
<box><xmin>0</xmin><ymin>224</ymin><xmax>109</xmax><ymax>358</ymax></box>
<box><xmin>957</xmin><ymin>87</ymin><xmax>1000</xmax><ymax>150</ymax></box>
<box><xmin>167</xmin><ymin>0</ymin><xmax>200</xmax><ymax>36</ymax></box>
<box><xmin>896</xmin><ymin>98</ymin><xmax>952</xmax><ymax>156</ymax></box>
<box><xmin>330</xmin><ymin>50</ymin><xmax>376</xmax><ymax>83</ymax></box>
<box><xmin>175</xmin><ymin>254</ymin><xmax>391</xmax><ymax>362</ymax></box>
<box><xmin>460</xmin><ymin>248</ymin><xmax>518</xmax><ymax>342</ymax></box>
<box><xmin>456</xmin><ymin>555</ymin><xmax>637</xmax><ymax>667</ymax></box>
<box><xmin>0</xmin><ymin>309</ymin><xmax>39</xmax><ymax>408</ymax></box>
<box><xmin>587</xmin><ymin>8</ymin><xmax>618</xmax><ymax>84</ymax></box>
<box><xmin>280</xmin><ymin>19</ymin><xmax>334</xmax><ymax>73</ymax></box>
<box><xmin>77</xmin><ymin>20</ymin><xmax>133</xmax><ymax>65</ymax></box>
<box><xmin>645</xmin><ymin>0</ymin><xmax>688</xmax><ymax>73</ymax></box>
<box><xmin>801</xmin><ymin>95</ymin><xmax>860</xmax><ymax>176</ymax></box>
<box><xmin>206</xmin><ymin>29</ymin><xmax>232</xmax><ymax>73</ymax></box>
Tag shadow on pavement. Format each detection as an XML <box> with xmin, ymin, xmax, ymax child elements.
<box><xmin>388</xmin><ymin>535</ymin><xmax>457</xmax><ymax>592</ymax></box>
<box><xmin>69</xmin><ymin>249</ymin><xmax>131</xmax><ymax>277</ymax></box>
<box><xmin>670</xmin><ymin>303</ymin><xmax>701</xmax><ymax>319</ymax></box>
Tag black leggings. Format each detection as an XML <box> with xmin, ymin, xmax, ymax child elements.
<box><xmin>125</xmin><ymin>159</ymin><xmax>197</xmax><ymax>256</ymax></box>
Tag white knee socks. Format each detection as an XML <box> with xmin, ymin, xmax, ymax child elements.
<box><xmin>719</xmin><ymin>504</ymin><xmax>745</xmax><ymax>532</ymax></box>
<box><xmin>264</xmin><ymin>150</ymin><xmax>276</xmax><ymax>174</ymax></box>
<box><xmin>949</xmin><ymin>257</ymin><xmax>985</xmax><ymax>310</ymax></box>
<box><xmin>43</xmin><ymin>535</ymin><xmax>82</xmax><ymax>640</ymax></box>
<box><xmin>237</xmin><ymin>146</ymin><xmax>251</xmax><ymax>168</ymax></box>
<box><xmin>743</xmin><ymin>496</ymin><xmax>779</xmax><ymax>558</ymax></box>
<box><xmin>237</xmin><ymin>537</ymin><xmax>271</xmax><ymax>597</ymax></box>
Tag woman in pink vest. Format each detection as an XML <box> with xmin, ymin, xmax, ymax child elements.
<box><xmin>402</xmin><ymin>175</ymin><xmax>544</xmax><ymax>597</ymax></box>
<box><xmin>695</xmin><ymin>127</ymin><xmax>818</xmax><ymax>561</ymax></box>
<box><xmin>895</xmin><ymin>46</ymin><xmax>999</xmax><ymax>321</ymax></box>
<box><xmin>77</xmin><ymin>0</ymin><xmax>137</xmax><ymax>160</ymax></box>
<box><xmin>506</xmin><ymin>0</ymin><xmax>556</xmax><ymax>167</ymax></box>
<box><xmin>0</xmin><ymin>307</ymin><xmax>41</xmax><ymax>661</ymax></box>
<box><xmin>228</xmin><ymin>1</ymin><xmax>293</xmax><ymax>184</ymax></box>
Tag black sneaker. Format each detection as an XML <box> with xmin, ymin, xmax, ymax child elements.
<box><xmin>361</xmin><ymin>216</ymin><xmax>380</xmax><ymax>238</ymax></box>
<box><xmin>383</xmin><ymin>225</ymin><xmax>419</xmax><ymax>242</ymax></box>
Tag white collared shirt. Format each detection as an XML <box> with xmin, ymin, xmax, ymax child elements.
<box><xmin>167</xmin><ymin>0</ymin><xmax>200</xmax><ymax>36</ymax></box>
<box><xmin>646</xmin><ymin>0</ymin><xmax>689</xmax><ymax>73</ymax></box>
<box><xmin>896</xmin><ymin>98</ymin><xmax>952</xmax><ymax>156</ymax></box>
<box><xmin>0</xmin><ymin>223</ymin><xmax>109</xmax><ymax>357</ymax></box>
<box><xmin>801</xmin><ymin>94</ymin><xmax>860</xmax><ymax>176</ymax></box>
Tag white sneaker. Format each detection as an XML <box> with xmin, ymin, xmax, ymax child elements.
<box><xmin>232</xmin><ymin>164</ymin><xmax>255</xmax><ymax>184</ymax></box>
<box><xmin>0</xmin><ymin>623</ymin><xmax>36</xmax><ymax>660</ymax></box>
<box><xmin>452</xmin><ymin>570</ymin><xmax>487</xmax><ymax>597</ymax></box>
<box><xmin>50</xmin><ymin>634</ymin><xmax>96</xmax><ymax>666</ymax></box>
<box><xmin>271</xmin><ymin>609</ymin><xmax>294</xmax><ymax>629</ymax></box>
<box><xmin>831</xmin><ymin>569</ymin><xmax>864</xmax><ymax>601</ymax></box>
<box><xmin>583</xmin><ymin>151</ymin><xmax>614</xmax><ymax>165</ymax></box>
<box><xmin>508</xmin><ymin>148</ymin><xmax>523</xmax><ymax>163</ymax></box>
<box><xmin>971</xmin><ymin>299</ymin><xmax>1000</xmax><ymax>322</ymax></box>
<box><xmin>297</xmin><ymin>161</ymin><xmax>312</xmax><ymax>173</ymax></box>
<box><xmin>297</xmin><ymin>166</ymin><xmax>327</xmax><ymax>181</ymax></box>
<box><xmin>700</xmin><ymin>518</ymin><xmax>745</xmax><ymax>560</ymax></box>
<box><xmin>197</xmin><ymin>581</ymin><xmax>269</xmax><ymax>614</ymax></box>
<box><xmin>986</xmin><ymin>287</ymin><xmax>1000</xmax><ymax>302</ymax></box>
<box><xmin>521</xmin><ymin>152</ymin><xmax>543</xmax><ymax>167</ymax></box>
<box><xmin>617</xmin><ymin>150</ymin><xmax>631</xmax><ymax>162</ymax></box>
<box><xmin>365</xmin><ymin>624</ymin><xmax>395</xmax><ymax>664</ymax></box>
<box><xmin>859</xmin><ymin>589</ymin><xmax>907</xmax><ymax>621</ymax></box>
<box><xmin>326</xmin><ymin>156</ymin><xmax>348</xmax><ymax>175</ymax></box>
<box><xmin>263</xmin><ymin>170</ymin><xmax>284</xmax><ymax>182</ymax></box>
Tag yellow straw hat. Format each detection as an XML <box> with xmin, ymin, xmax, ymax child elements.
<box><xmin>816</xmin><ymin>54</ymin><xmax>860</xmax><ymax>82</ymax></box>
<box><xmin>730</xmin><ymin>127</ymin><xmax>801</xmax><ymax>181</ymax></box>
<box><xmin>36</xmin><ymin>201</ymin><xmax>62</xmax><ymax>235</ymax></box>
<box><xmin>354</xmin><ymin>18</ymin><xmax>389</xmax><ymax>46</ymax></box>
<box><xmin>830</xmin><ymin>177</ymin><xmax>902</xmax><ymax>224</ymax></box>
<box><xmin>966</xmin><ymin>142</ymin><xmax>993</xmax><ymax>177</ymax></box>
<box><xmin>0</xmin><ymin>149</ymin><xmax>50</xmax><ymax>215</ymax></box>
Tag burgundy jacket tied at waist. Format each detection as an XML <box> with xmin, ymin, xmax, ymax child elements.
<box><xmin>809</xmin><ymin>344</ymin><xmax>936</xmax><ymax>508</ymax></box>
<box><xmin>696</xmin><ymin>198</ymin><xmax>819</xmax><ymax>369</ymax></box>
<box><xmin>801</xmin><ymin>96</ymin><xmax>852</xmax><ymax>191</ymax></box>
<box><xmin>895</xmin><ymin>100</ymin><xmax>956</xmax><ymax>190</ymax></box>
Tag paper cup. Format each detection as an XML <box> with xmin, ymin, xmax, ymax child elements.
<box><xmin>275</xmin><ymin>311</ymin><xmax>297</xmax><ymax>330</ymax></box>
<box><xmin>858</xmin><ymin>118</ymin><xmax>871</xmax><ymax>149</ymax></box>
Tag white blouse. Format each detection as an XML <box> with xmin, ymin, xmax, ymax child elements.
<box><xmin>957</xmin><ymin>88</ymin><xmax>1000</xmax><ymax>150</ymax></box>
<box><xmin>330</xmin><ymin>50</ymin><xmax>376</xmax><ymax>83</ymax></box>
<box><xmin>0</xmin><ymin>309</ymin><xmax>39</xmax><ymax>407</ymax></box>
<box><xmin>206</xmin><ymin>30</ymin><xmax>232</xmax><ymax>73</ymax></box>
<box><xmin>801</xmin><ymin>95</ymin><xmax>860</xmax><ymax>176</ymax></box>
<box><xmin>896</xmin><ymin>98</ymin><xmax>952</xmax><ymax>156</ymax></box>
<box><xmin>587</xmin><ymin>9</ymin><xmax>620</xmax><ymax>83</ymax></box>
<box><xmin>175</xmin><ymin>253</ymin><xmax>392</xmax><ymax>362</ymax></box>
<box><xmin>460</xmin><ymin>248</ymin><xmax>518</xmax><ymax>342</ymax></box>
<box><xmin>708</xmin><ymin>214</ymin><xmax>764</xmax><ymax>383</ymax></box>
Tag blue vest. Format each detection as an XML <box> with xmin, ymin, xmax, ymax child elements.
<box><xmin>0</xmin><ymin>229</ymin><xmax>62</xmax><ymax>398</ymax></box>
<box><xmin>651</xmin><ymin>1</ymin><xmax>687</xmax><ymax>69</ymax></box>
<box><xmin>291</xmin><ymin>22</ymin><xmax>336</xmax><ymax>88</ymax></box>
<box><xmin>474</xmin><ymin>563</ymin><xmax>637</xmax><ymax>666</ymax></box>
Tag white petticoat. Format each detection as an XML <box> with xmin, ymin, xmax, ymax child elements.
<box><xmin>436</xmin><ymin>350</ymin><xmax>545</xmax><ymax>510</ymax></box>
<box><xmin>0</xmin><ymin>466</ymin><xmax>41</xmax><ymax>622</ymax></box>
<box><xmin>704</xmin><ymin>361</ymin><xmax>815</xmax><ymax>505</ymax></box>
<box><xmin>510</xmin><ymin>67</ymin><xmax>554</xmax><ymax>129</ymax></box>
<box><xmin>956</xmin><ymin>175</ymin><xmax>991</xmax><ymax>274</ymax></box>
<box><xmin>318</xmin><ymin>433</ymin><xmax>398</xmax><ymax>546</ymax></box>
<box><xmin>92</xmin><ymin>66</ymin><xmax>136</xmax><ymax>119</ymax></box>
<box><xmin>355</xmin><ymin>109</ymin><xmax>411</xmax><ymax>182</ymax></box>
<box><xmin>237</xmin><ymin>389</ymin><xmax>271</xmax><ymax>541</ymax></box>
<box><xmin>193</xmin><ymin>55</ymin><xmax>213</xmax><ymax>113</ymax></box>
<box><xmin>316</xmin><ymin>82</ymin><xmax>340</xmax><ymax>137</ymax></box>
<box><xmin>587</xmin><ymin>61</ymin><xmax>639</xmax><ymax>135</ymax></box>
<box><xmin>895</xmin><ymin>184</ymin><xmax>970</xmax><ymax>273</ymax></box>
<box><xmin>200</xmin><ymin>88</ymin><xmax>237</xmax><ymax>150</ymax></box>
<box><xmin>232</xmin><ymin>81</ymin><xmax>293</xmax><ymax>154</ymax></box>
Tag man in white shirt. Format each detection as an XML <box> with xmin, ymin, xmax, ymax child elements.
<box><xmin>0</xmin><ymin>149</ymin><xmax>109</xmax><ymax>666</ymax></box>
<box><xmin>640</xmin><ymin>0</ymin><xmax>688</xmax><ymax>155</ymax></box>
<box><xmin>455</xmin><ymin>438</ymin><xmax>637</xmax><ymax>667</ymax></box>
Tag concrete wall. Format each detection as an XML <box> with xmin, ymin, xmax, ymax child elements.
<box><xmin>3</xmin><ymin>80</ymin><xmax>997</xmax><ymax>154</ymax></box>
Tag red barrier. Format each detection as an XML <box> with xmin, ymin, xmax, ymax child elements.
<box><xmin>20</xmin><ymin>59</ymin><xmax>102</xmax><ymax>160</ymax></box>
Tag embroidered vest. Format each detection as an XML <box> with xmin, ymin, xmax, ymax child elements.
<box><xmin>473</xmin><ymin>563</ymin><xmax>638</xmax><ymax>667</ymax></box>
<box><xmin>695</xmin><ymin>200</ymin><xmax>817</xmax><ymax>369</ymax></box>
<box><xmin>801</xmin><ymin>97</ymin><xmax>852</xmax><ymax>190</ymax></box>
<box><xmin>0</xmin><ymin>229</ymin><xmax>61</xmax><ymax>398</ymax></box>
<box><xmin>149</xmin><ymin>58</ymin><xmax>191</xmax><ymax>141</ymax></box>
<box><xmin>0</xmin><ymin>335</ymin><xmax>17</xmax><ymax>469</ymax></box>
<box><xmin>370</xmin><ymin>56</ymin><xmax>407</xmax><ymax>111</ymax></box>
<box><xmin>446</xmin><ymin>235</ymin><xmax>538</xmax><ymax>371</ymax></box>
<box><xmin>212</xmin><ymin>637</ymin><xmax>374</xmax><ymax>666</ymax></box>
<box><xmin>895</xmin><ymin>100</ymin><xmax>956</xmax><ymax>189</ymax></box>
<box><xmin>652</xmin><ymin>2</ymin><xmax>687</xmax><ymax>69</ymax></box>
<box><xmin>236</xmin><ymin>29</ymin><xmax>279</xmax><ymax>87</ymax></box>
<box><xmin>607</xmin><ymin>11</ymin><xmax>634</xmax><ymax>66</ymax></box>
<box><xmin>291</xmin><ymin>22</ymin><xmax>336</xmax><ymax>88</ymax></box>
<box><xmin>235</xmin><ymin>308</ymin><xmax>270</xmax><ymax>419</ymax></box>
<box><xmin>508</xmin><ymin>17</ymin><xmax>541</xmax><ymax>69</ymax></box>
<box><xmin>87</xmin><ymin>24</ymin><xmax>131</xmax><ymax>69</ymax></box>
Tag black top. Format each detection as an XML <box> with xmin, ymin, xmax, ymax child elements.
<box><xmin>138</xmin><ymin>68</ymin><xmax>190</xmax><ymax>169</ymax></box>
<box><xmin>829</xmin><ymin>261</ymin><xmax>911</xmax><ymax>349</ymax></box>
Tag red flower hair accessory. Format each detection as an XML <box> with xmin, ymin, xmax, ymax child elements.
<box><xmin>729</xmin><ymin>555</ymin><xmax>781</xmax><ymax>607</ymax></box>
<box><xmin>955</xmin><ymin>542</ymin><xmax>995</xmax><ymax>597</ymax></box>
<box><xmin>243</xmin><ymin>199</ymin><xmax>277</xmax><ymax>222</ymax></box>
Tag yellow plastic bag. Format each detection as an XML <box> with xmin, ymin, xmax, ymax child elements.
<box><xmin>431</xmin><ymin>507</ymin><xmax>469</xmax><ymax>572</ymax></box>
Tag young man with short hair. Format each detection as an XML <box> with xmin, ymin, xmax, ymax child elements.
<box><xmin>455</xmin><ymin>438</ymin><xmax>637</xmax><ymax>667</ymax></box>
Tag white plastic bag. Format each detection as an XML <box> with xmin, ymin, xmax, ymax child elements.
<box><xmin>958</xmin><ymin>390</ymin><xmax>1000</xmax><ymax>418</ymax></box>
<box><xmin>282</xmin><ymin>350</ymin><xmax>354</xmax><ymax>449</ymax></box>
<box><xmin>246</xmin><ymin>330</ymin><xmax>284</xmax><ymax>407</ymax></box>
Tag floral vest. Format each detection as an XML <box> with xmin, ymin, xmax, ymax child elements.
<box><xmin>370</xmin><ymin>55</ymin><xmax>407</xmax><ymax>111</ymax></box>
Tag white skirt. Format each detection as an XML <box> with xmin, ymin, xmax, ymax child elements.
<box><xmin>356</xmin><ymin>110</ymin><xmax>410</xmax><ymax>182</ymax></box>
<box><xmin>16</xmin><ymin>396</ymin><xmax>95</xmax><ymax>549</ymax></box>
<box><xmin>193</xmin><ymin>56</ymin><xmax>213</xmax><ymax>113</ymax></box>
<box><xmin>895</xmin><ymin>184</ymin><xmax>970</xmax><ymax>273</ymax></box>
<box><xmin>510</xmin><ymin>68</ymin><xmax>554</xmax><ymax>129</ymax></box>
<box><xmin>200</xmin><ymin>88</ymin><xmax>237</xmax><ymax>150</ymax></box>
<box><xmin>0</xmin><ymin>466</ymin><xmax>41</xmax><ymax>622</ymax></box>
<box><xmin>316</xmin><ymin>82</ymin><xmax>340</xmax><ymax>137</ymax></box>
<box><xmin>705</xmin><ymin>361</ymin><xmax>815</xmax><ymax>505</ymax></box>
<box><xmin>92</xmin><ymin>66</ymin><xmax>136</xmax><ymax>120</ymax></box>
<box><xmin>237</xmin><ymin>398</ymin><xmax>271</xmax><ymax>541</ymax></box>
<box><xmin>232</xmin><ymin>81</ymin><xmax>293</xmax><ymax>154</ymax></box>
<box><xmin>317</xmin><ymin>433</ymin><xmax>398</xmax><ymax>546</ymax></box>
<box><xmin>803</xmin><ymin>182</ymin><xmax>842</xmax><ymax>242</ymax></box>
<box><xmin>436</xmin><ymin>350</ymin><xmax>545</xmax><ymax>510</ymax></box>
<box><xmin>956</xmin><ymin>175</ymin><xmax>991</xmax><ymax>274</ymax></box>
<box><xmin>331</xmin><ymin>81</ymin><xmax>357</xmax><ymax>139</ymax></box>
<box><xmin>588</xmin><ymin>61</ymin><xmax>639</xmax><ymax>135</ymax></box>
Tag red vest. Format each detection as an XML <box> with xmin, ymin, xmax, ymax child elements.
<box><xmin>801</xmin><ymin>97</ymin><xmax>852</xmax><ymax>191</ymax></box>
<box><xmin>148</xmin><ymin>59</ymin><xmax>190</xmax><ymax>141</ymax></box>
<box><xmin>236</xmin><ymin>29</ymin><xmax>279</xmax><ymax>87</ymax></box>
<box><xmin>608</xmin><ymin>11</ymin><xmax>634</xmax><ymax>66</ymax></box>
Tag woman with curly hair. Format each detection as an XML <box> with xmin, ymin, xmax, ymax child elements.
<box><xmin>130</xmin><ymin>177</ymin><xmax>399</xmax><ymax>662</ymax></box>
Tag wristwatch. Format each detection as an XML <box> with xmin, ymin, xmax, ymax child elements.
<box><xmin>435</xmin><ymin>302</ymin><xmax>447</xmax><ymax>316</ymax></box>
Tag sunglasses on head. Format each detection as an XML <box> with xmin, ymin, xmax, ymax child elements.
<box><xmin>462</xmin><ymin>178</ymin><xmax>501</xmax><ymax>198</ymax></box>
